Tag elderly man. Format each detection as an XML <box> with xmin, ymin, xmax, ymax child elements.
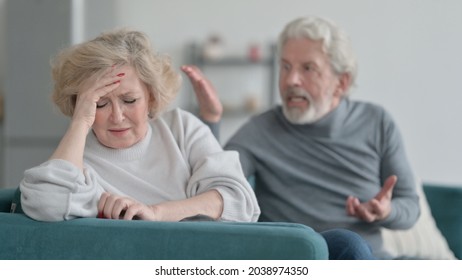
<box><xmin>182</xmin><ymin>16</ymin><xmax>420</xmax><ymax>259</ymax></box>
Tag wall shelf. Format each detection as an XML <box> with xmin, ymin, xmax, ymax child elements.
<box><xmin>186</xmin><ymin>42</ymin><xmax>278</xmax><ymax>117</ymax></box>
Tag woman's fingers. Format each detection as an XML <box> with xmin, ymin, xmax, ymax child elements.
<box><xmin>98</xmin><ymin>192</ymin><xmax>149</xmax><ymax>220</ymax></box>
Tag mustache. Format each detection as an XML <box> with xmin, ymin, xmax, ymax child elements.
<box><xmin>285</xmin><ymin>87</ymin><xmax>312</xmax><ymax>99</ymax></box>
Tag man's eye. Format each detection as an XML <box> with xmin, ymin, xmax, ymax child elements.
<box><xmin>304</xmin><ymin>63</ymin><xmax>318</xmax><ymax>73</ymax></box>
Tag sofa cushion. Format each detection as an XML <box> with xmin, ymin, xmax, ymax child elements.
<box><xmin>381</xmin><ymin>182</ymin><xmax>456</xmax><ymax>259</ymax></box>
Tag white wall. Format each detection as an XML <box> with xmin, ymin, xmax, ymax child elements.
<box><xmin>0</xmin><ymin>0</ymin><xmax>6</xmax><ymax>184</ymax></box>
<box><xmin>1</xmin><ymin>0</ymin><xmax>460</xmax><ymax>186</ymax></box>
<box><xmin>0</xmin><ymin>0</ymin><xmax>5</xmax><ymax>86</ymax></box>
<box><xmin>109</xmin><ymin>0</ymin><xmax>462</xmax><ymax>185</ymax></box>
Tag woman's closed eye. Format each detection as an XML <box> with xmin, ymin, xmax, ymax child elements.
<box><xmin>123</xmin><ymin>98</ymin><xmax>137</xmax><ymax>104</ymax></box>
<box><xmin>96</xmin><ymin>98</ymin><xmax>137</xmax><ymax>108</ymax></box>
<box><xmin>96</xmin><ymin>100</ymin><xmax>108</xmax><ymax>108</ymax></box>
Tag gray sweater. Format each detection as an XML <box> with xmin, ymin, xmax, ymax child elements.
<box><xmin>20</xmin><ymin>109</ymin><xmax>260</xmax><ymax>223</ymax></box>
<box><xmin>225</xmin><ymin>98</ymin><xmax>420</xmax><ymax>259</ymax></box>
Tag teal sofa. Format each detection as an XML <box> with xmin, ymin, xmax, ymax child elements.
<box><xmin>1</xmin><ymin>184</ymin><xmax>461</xmax><ymax>260</ymax></box>
<box><xmin>422</xmin><ymin>184</ymin><xmax>462</xmax><ymax>259</ymax></box>
<box><xmin>0</xmin><ymin>187</ymin><xmax>328</xmax><ymax>260</ymax></box>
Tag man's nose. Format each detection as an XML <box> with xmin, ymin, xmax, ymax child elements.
<box><xmin>286</xmin><ymin>70</ymin><xmax>302</xmax><ymax>86</ymax></box>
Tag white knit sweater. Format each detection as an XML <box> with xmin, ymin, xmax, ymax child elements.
<box><xmin>20</xmin><ymin>108</ymin><xmax>260</xmax><ymax>222</ymax></box>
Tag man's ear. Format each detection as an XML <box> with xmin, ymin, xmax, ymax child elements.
<box><xmin>334</xmin><ymin>73</ymin><xmax>352</xmax><ymax>97</ymax></box>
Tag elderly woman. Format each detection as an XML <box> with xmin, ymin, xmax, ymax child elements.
<box><xmin>19</xmin><ymin>29</ymin><xmax>260</xmax><ymax>222</ymax></box>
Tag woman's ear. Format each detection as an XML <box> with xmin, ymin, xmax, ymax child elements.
<box><xmin>148</xmin><ymin>91</ymin><xmax>156</xmax><ymax>118</ymax></box>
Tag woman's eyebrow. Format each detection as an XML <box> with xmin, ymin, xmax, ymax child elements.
<box><xmin>120</xmin><ymin>92</ymin><xmax>139</xmax><ymax>97</ymax></box>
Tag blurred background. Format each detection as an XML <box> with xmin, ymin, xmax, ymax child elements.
<box><xmin>0</xmin><ymin>0</ymin><xmax>461</xmax><ymax>188</ymax></box>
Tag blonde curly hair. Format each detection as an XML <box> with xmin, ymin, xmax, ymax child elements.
<box><xmin>51</xmin><ymin>28</ymin><xmax>181</xmax><ymax>119</ymax></box>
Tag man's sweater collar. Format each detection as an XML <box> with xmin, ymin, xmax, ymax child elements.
<box><xmin>277</xmin><ymin>98</ymin><xmax>349</xmax><ymax>138</ymax></box>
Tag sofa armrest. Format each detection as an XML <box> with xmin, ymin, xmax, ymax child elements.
<box><xmin>0</xmin><ymin>213</ymin><xmax>328</xmax><ymax>260</ymax></box>
<box><xmin>423</xmin><ymin>184</ymin><xmax>462</xmax><ymax>259</ymax></box>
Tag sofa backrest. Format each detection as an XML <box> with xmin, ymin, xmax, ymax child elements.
<box><xmin>424</xmin><ymin>184</ymin><xmax>462</xmax><ymax>259</ymax></box>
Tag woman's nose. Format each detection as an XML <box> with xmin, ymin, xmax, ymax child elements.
<box><xmin>110</xmin><ymin>102</ymin><xmax>125</xmax><ymax>123</ymax></box>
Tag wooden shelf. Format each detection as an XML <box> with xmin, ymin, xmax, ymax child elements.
<box><xmin>195</xmin><ymin>57</ymin><xmax>274</xmax><ymax>66</ymax></box>
<box><xmin>186</xmin><ymin>42</ymin><xmax>278</xmax><ymax>117</ymax></box>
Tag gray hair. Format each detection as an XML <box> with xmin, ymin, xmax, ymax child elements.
<box><xmin>278</xmin><ymin>16</ymin><xmax>358</xmax><ymax>94</ymax></box>
<box><xmin>51</xmin><ymin>28</ymin><xmax>181</xmax><ymax>119</ymax></box>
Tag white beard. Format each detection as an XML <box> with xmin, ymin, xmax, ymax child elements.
<box><xmin>282</xmin><ymin>88</ymin><xmax>333</xmax><ymax>124</ymax></box>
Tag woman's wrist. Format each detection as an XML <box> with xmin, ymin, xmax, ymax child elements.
<box><xmin>69</xmin><ymin>119</ymin><xmax>93</xmax><ymax>134</ymax></box>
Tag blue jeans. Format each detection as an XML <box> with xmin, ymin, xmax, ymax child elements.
<box><xmin>320</xmin><ymin>229</ymin><xmax>376</xmax><ymax>260</ymax></box>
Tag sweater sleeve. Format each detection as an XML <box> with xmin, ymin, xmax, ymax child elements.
<box><xmin>19</xmin><ymin>159</ymin><xmax>103</xmax><ymax>222</ymax></box>
<box><xmin>178</xmin><ymin>110</ymin><xmax>260</xmax><ymax>222</ymax></box>
<box><xmin>200</xmin><ymin>119</ymin><xmax>221</xmax><ymax>141</ymax></box>
<box><xmin>377</xmin><ymin>110</ymin><xmax>420</xmax><ymax>230</ymax></box>
<box><xmin>186</xmin><ymin>151</ymin><xmax>260</xmax><ymax>222</ymax></box>
<box><xmin>201</xmin><ymin>117</ymin><xmax>257</xmax><ymax>179</ymax></box>
<box><xmin>224</xmin><ymin>122</ymin><xmax>259</xmax><ymax>179</ymax></box>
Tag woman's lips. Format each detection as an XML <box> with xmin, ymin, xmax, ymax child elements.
<box><xmin>109</xmin><ymin>128</ymin><xmax>130</xmax><ymax>136</ymax></box>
